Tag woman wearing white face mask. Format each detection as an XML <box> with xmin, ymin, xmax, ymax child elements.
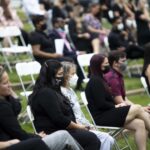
<box><xmin>61</xmin><ymin>61</ymin><xmax>114</xmax><ymax>150</ymax></box>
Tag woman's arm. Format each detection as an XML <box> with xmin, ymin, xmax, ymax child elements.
<box><xmin>88</xmin><ymin>78</ymin><xmax>115</xmax><ymax>110</ymax></box>
<box><xmin>32</xmin><ymin>45</ymin><xmax>62</xmax><ymax>58</ymax></box>
<box><xmin>0</xmin><ymin>103</ymin><xmax>36</xmax><ymax>140</ymax></box>
<box><xmin>67</xmin><ymin>121</ymin><xmax>88</xmax><ymax>130</ymax></box>
<box><xmin>0</xmin><ymin>140</ymin><xmax>20</xmax><ymax>149</ymax></box>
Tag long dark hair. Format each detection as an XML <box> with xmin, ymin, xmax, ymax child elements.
<box><xmin>29</xmin><ymin>60</ymin><xmax>62</xmax><ymax>102</ymax></box>
<box><xmin>142</xmin><ymin>43</ymin><xmax>150</xmax><ymax>75</ymax></box>
<box><xmin>90</xmin><ymin>54</ymin><xmax>111</xmax><ymax>93</ymax></box>
<box><xmin>90</xmin><ymin>54</ymin><xmax>106</xmax><ymax>77</ymax></box>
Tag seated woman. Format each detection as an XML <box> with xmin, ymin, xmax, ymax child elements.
<box><xmin>29</xmin><ymin>60</ymin><xmax>101</xmax><ymax>150</ymax></box>
<box><xmin>0</xmin><ymin>66</ymin><xmax>84</xmax><ymax>150</ymax></box>
<box><xmin>61</xmin><ymin>61</ymin><xmax>114</xmax><ymax>150</ymax></box>
<box><xmin>0</xmin><ymin>139</ymin><xmax>49</xmax><ymax>150</ymax></box>
<box><xmin>142</xmin><ymin>43</ymin><xmax>150</xmax><ymax>94</ymax></box>
<box><xmin>85</xmin><ymin>54</ymin><xmax>150</xmax><ymax>150</ymax></box>
<box><xmin>83</xmin><ymin>2</ymin><xmax>109</xmax><ymax>53</ymax></box>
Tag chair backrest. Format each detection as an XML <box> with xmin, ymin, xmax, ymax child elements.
<box><xmin>15</xmin><ymin>61</ymin><xmax>41</xmax><ymax>100</ymax></box>
<box><xmin>77</xmin><ymin>53</ymin><xmax>94</xmax><ymax>80</ymax></box>
<box><xmin>140</xmin><ymin>76</ymin><xmax>150</xmax><ymax>97</ymax></box>
<box><xmin>0</xmin><ymin>26</ymin><xmax>26</xmax><ymax>46</ymax></box>
<box><xmin>26</xmin><ymin>105</ymin><xmax>37</xmax><ymax>134</ymax></box>
<box><xmin>80</xmin><ymin>92</ymin><xmax>98</xmax><ymax>129</ymax></box>
<box><xmin>0</xmin><ymin>26</ymin><xmax>21</xmax><ymax>37</ymax></box>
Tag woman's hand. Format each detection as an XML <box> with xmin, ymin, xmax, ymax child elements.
<box><xmin>77</xmin><ymin>124</ymin><xmax>89</xmax><ymax>130</ymax></box>
<box><xmin>115</xmin><ymin>102</ymin><xmax>127</xmax><ymax>108</ymax></box>
<box><xmin>38</xmin><ymin>131</ymin><xmax>47</xmax><ymax>138</ymax></box>
<box><xmin>143</xmin><ymin>106</ymin><xmax>150</xmax><ymax>113</ymax></box>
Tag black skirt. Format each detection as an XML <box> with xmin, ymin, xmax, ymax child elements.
<box><xmin>94</xmin><ymin>105</ymin><xmax>130</xmax><ymax>127</ymax></box>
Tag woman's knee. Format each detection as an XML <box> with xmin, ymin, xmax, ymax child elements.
<box><xmin>129</xmin><ymin>105</ymin><xmax>143</xmax><ymax>115</ymax></box>
<box><xmin>84</xmin><ymin>131</ymin><xmax>101</xmax><ymax>150</ymax></box>
<box><xmin>135</xmin><ymin>119</ymin><xmax>145</xmax><ymax>130</ymax></box>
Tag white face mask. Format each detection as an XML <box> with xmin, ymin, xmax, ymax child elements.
<box><xmin>117</xmin><ymin>23</ymin><xmax>124</xmax><ymax>31</ymax></box>
<box><xmin>69</xmin><ymin>74</ymin><xmax>78</xmax><ymax>87</ymax></box>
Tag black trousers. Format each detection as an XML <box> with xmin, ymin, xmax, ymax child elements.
<box><xmin>5</xmin><ymin>139</ymin><xmax>49</xmax><ymax>150</ymax></box>
<box><xmin>68</xmin><ymin>129</ymin><xmax>101</xmax><ymax>150</ymax></box>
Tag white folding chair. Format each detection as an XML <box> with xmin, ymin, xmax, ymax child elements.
<box><xmin>77</xmin><ymin>53</ymin><xmax>94</xmax><ymax>83</ymax></box>
<box><xmin>0</xmin><ymin>26</ymin><xmax>33</xmax><ymax>72</ymax></box>
<box><xmin>140</xmin><ymin>76</ymin><xmax>150</xmax><ymax>97</ymax></box>
<box><xmin>15</xmin><ymin>61</ymin><xmax>41</xmax><ymax>101</ymax></box>
<box><xmin>80</xmin><ymin>92</ymin><xmax>132</xmax><ymax>150</ymax></box>
<box><xmin>26</xmin><ymin>105</ymin><xmax>37</xmax><ymax>134</ymax></box>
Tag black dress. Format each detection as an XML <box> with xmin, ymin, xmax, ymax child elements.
<box><xmin>135</xmin><ymin>10</ymin><xmax>150</xmax><ymax>46</ymax></box>
<box><xmin>29</xmin><ymin>87</ymin><xmax>100</xmax><ymax>150</ymax></box>
<box><xmin>85</xmin><ymin>75</ymin><xmax>130</xmax><ymax>127</ymax></box>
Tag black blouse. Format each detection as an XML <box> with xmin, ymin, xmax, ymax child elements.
<box><xmin>30</xmin><ymin>88</ymin><xmax>76</xmax><ymax>134</ymax></box>
<box><xmin>29</xmin><ymin>30</ymin><xmax>55</xmax><ymax>64</ymax></box>
<box><xmin>85</xmin><ymin>75</ymin><xmax>115</xmax><ymax>117</ymax></box>
<box><xmin>0</xmin><ymin>96</ymin><xmax>36</xmax><ymax>141</ymax></box>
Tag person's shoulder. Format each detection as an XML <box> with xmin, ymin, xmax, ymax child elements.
<box><xmin>89</xmin><ymin>75</ymin><xmax>102</xmax><ymax>84</ymax></box>
<box><xmin>105</xmin><ymin>70</ymin><xmax>117</xmax><ymax>78</ymax></box>
<box><xmin>0</xmin><ymin>99</ymin><xmax>11</xmax><ymax>112</ymax></box>
<box><xmin>30</xmin><ymin>31</ymin><xmax>41</xmax><ymax>37</ymax></box>
<box><xmin>39</xmin><ymin>87</ymin><xmax>55</xmax><ymax>94</ymax></box>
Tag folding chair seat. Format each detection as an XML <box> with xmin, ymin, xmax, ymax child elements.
<box><xmin>15</xmin><ymin>61</ymin><xmax>41</xmax><ymax>101</ymax></box>
<box><xmin>26</xmin><ymin>105</ymin><xmax>37</xmax><ymax>134</ymax></box>
<box><xmin>0</xmin><ymin>26</ymin><xmax>33</xmax><ymax>72</ymax></box>
<box><xmin>80</xmin><ymin>92</ymin><xmax>132</xmax><ymax>150</ymax></box>
<box><xmin>77</xmin><ymin>53</ymin><xmax>94</xmax><ymax>83</ymax></box>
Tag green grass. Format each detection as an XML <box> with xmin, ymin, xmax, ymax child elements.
<box><xmin>124</xmin><ymin>77</ymin><xmax>143</xmax><ymax>90</ymax></box>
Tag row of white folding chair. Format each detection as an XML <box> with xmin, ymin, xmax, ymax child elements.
<box><xmin>15</xmin><ymin>61</ymin><xmax>41</xmax><ymax>101</ymax></box>
<box><xmin>0</xmin><ymin>26</ymin><xmax>33</xmax><ymax>72</ymax></box>
<box><xmin>80</xmin><ymin>92</ymin><xmax>132</xmax><ymax>150</ymax></box>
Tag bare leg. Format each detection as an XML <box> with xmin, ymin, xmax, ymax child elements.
<box><xmin>125</xmin><ymin>105</ymin><xmax>150</xmax><ymax>132</ymax></box>
<box><xmin>124</xmin><ymin>119</ymin><xmax>147</xmax><ymax>150</ymax></box>
<box><xmin>91</xmin><ymin>38</ymin><xmax>100</xmax><ymax>54</ymax></box>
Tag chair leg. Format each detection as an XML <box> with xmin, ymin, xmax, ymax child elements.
<box><xmin>114</xmin><ymin>139</ymin><xmax>121</xmax><ymax>150</ymax></box>
<box><xmin>2</xmin><ymin>52</ymin><xmax>12</xmax><ymax>72</ymax></box>
<box><xmin>121</xmin><ymin>132</ymin><xmax>132</xmax><ymax>150</ymax></box>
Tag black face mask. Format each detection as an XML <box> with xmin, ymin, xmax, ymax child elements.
<box><xmin>55</xmin><ymin>76</ymin><xmax>64</xmax><ymax>87</ymax></box>
<box><xmin>41</xmin><ymin>23</ymin><xmax>47</xmax><ymax>31</ymax></box>
<box><xmin>102</xmin><ymin>65</ymin><xmax>110</xmax><ymax>74</ymax></box>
